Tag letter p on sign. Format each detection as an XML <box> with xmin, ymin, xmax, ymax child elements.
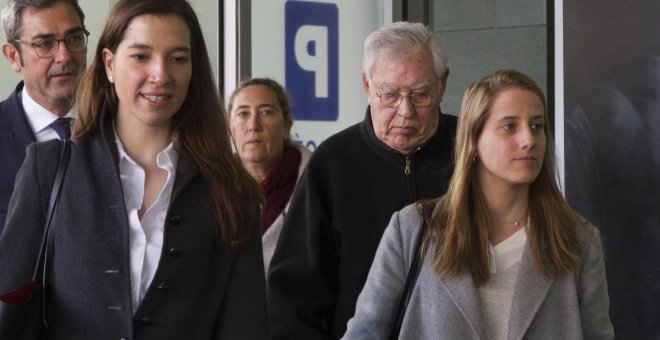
<box><xmin>285</xmin><ymin>1</ymin><xmax>338</xmax><ymax>121</ymax></box>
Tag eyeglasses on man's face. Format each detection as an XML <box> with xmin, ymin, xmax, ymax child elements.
<box><xmin>13</xmin><ymin>28</ymin><xmax>89</xmax><ymax>58</ymax></box>
<box><xmin>370</xmin><ymin>76</ymin><xmax>438</xmax><ymax>108</ymax></box>
<box><xmin>375</xmin><ymin>90</ymin><xmax>437</xmax><ymax>108</ymax></box>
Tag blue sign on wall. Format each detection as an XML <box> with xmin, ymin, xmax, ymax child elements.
<box><xmin>285</xmin><ymin>1</ymin><xmax>339</xmax><ymax>121</ymax></box>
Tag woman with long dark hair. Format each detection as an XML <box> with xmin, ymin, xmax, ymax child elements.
<box><xmin>0</xmin><ymin>0</ymin><xmax>267</xmax><ymax>338</ymax></box>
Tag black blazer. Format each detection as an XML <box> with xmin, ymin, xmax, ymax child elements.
<box><xmin>0</xmin><ymin>110</ymin><xmax>269</xmax><ymax>339</ymax></box>
<box><xmin>0</xmin><ymin>82</ymin><xmax>35</xmax><ymax>232</ymax></box>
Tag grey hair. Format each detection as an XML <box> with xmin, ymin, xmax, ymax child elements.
<box><xmin>1</xmin><ymin>0</ymin><xmax>85</xmax><ymax>42</ymax></box>
<box><xmin>362</xmin><ymin>21</ymin><xmax>447</xmax><ymax>79</ymax></box>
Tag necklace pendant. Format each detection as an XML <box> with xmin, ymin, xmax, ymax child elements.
<box><xmin>514</xmin><ymin>221</ymin><xmax>519</xmax><ymax>226</ymax></box>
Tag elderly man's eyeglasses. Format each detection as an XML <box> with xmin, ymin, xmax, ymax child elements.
<box><xmin>370</xmin><ymin>76</ymin><xmax>438</xmax><ymax>108</ymax></box>
<box><xmin>13</xmin><ymin>28</ymin><xmax>89</xmax><ymax>58</ymax></box>
<box><xmin>375</xmin><ymin>90</ymin><xmax>437</xmax><ymax>108</ymax></box>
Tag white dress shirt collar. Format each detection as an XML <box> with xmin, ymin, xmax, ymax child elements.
<box><xmin>21</xmin><ymin>87</ymin><xmax>76</xmax><ymax>142</ymax></box>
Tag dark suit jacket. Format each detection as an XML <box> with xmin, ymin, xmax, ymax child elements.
<box><xmin>0</xmin><ymin>82</ymin><xmax>35</xmax><ymax>232</ymax></box>
<box><xmin>0</xmin><ymin>109</ymin><xmax>269</xmax><ymax>339</ymax></box>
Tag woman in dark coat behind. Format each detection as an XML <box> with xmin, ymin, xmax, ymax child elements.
<box><xmin>0</xmin><ymin>0</ymin><xmax>268</xmax><ymax>338</ymax></box>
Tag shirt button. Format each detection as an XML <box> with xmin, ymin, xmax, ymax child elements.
<box><xmin>156</xmin><ymin>282</ymin><xmax>169</xmax><ymax>290</ymax></box>
<box><xmin>169</xmin><ymin>247</ymin><xmax>181</xmax><ymax>257</ymax></box>
<box><xmin>140</xmin><ymin>316</ymin><xmax>153</xmax><ymax>325</ymax></box>
<box><xmin>168</xmin><ymin>215</ymin><xmax>181</xmax><ymax>225</ymax></box>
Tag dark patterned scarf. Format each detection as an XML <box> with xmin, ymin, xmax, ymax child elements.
<box><xmin>260</xmin><ymin>144</ymin><xmax>301</xmax><ymax>233</ymax></box>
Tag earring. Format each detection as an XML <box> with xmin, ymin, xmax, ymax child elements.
<box><xmin>108</xmin><ymin>76</ymin><xmax>114</xmax><ymax>83</ymax></box>
<box><xmin>473</xmin><ymin>156</ymin><xmax>479</xmax><ymax>164</ymax></box>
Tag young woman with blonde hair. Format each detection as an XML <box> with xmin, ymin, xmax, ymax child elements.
<box><xmin>344</xmin><ymin>69</ymin><xmax>614</xmax><ymax>339</ymax></box>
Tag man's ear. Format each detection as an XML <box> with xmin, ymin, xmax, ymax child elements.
<box><xmin>438</xmin><ymin>68</ymin><xmax>450</xmax><ymax>100</ymax></box>
<box><xmin>2</xmin><ymin>43</ymin><xmax>23</xmax><ymax>73</ymax></box>
<box><xmin>362</xmin><ymin>72</ymin><xmax>370</xmax><ymax>94</ymax></box>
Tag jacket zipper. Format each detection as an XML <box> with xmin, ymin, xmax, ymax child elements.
<box><xmin>405</xmin><ymin>156</ymin><xmax>416</xmax><ymax>201</ymax></box>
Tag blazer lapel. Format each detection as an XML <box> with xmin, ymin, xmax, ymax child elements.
<box><xmin>507</xmin><ymin>245</ymin><xmax>554</xmax><ymax>340</ymax></box>
<box><xmin>2</xmin><ymin>85</ymin><xmax>36</xmax><ymax>159</ymax></box>
<box><xmin>170</xmin><ymin>153</ymin><xmax>200</xmax><ymax>201</ymax></box>
<box><xmin>439</xmin><ymin>271</ymin><xmax>484</xmax><ymax>338</ymax></box>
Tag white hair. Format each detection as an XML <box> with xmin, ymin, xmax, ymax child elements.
<box><xmin>362</xmin><ymin>21</ymin><xmax>447</xmax><ymax>79</ymax></box>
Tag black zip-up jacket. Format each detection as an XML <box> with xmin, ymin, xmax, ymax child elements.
<box><xmin>268</xmin><ymin>107</ymin><xmax>457</xmax><ymax>339</ymax></box>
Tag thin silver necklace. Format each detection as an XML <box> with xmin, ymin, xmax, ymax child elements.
<box><xmin>492</xmin><ymin>213</ymin><xmax>527</xmax><ymax>227</ymax></box>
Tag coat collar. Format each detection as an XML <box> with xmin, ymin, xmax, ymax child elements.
<box><xmin>360</xmin><ymin>106</ymin><xmax>444</xmax><ymax>158</ymax></box>
<box><xmin>169</xmin><ymin>151</ymin><xmax>200</xmax><ymax>202</ymax></box>
<box><xmin>438</xmin><ymin>244</ymin><xmax>554</xmax><ymax>340</ymax></box>
<box><xmin>507</xmin><ymin>245</ymin><xmax>554</xmax><ymax>340</ymax></box>
<box><xmin>438</xmin><ymin>270</ymin><xmax>485</xmax><ymax>338</ymax></box>
<box><xmin>0</xmin><ymin>81</ymin><xmax>36</xmax><ymax>146</ymax></box>
<box><xmin>97</xmin><ymin>103</ymin><xmax>200</xmax><ymax>202</ymax></box>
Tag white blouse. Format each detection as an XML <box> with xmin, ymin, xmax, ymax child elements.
<box><xmin>480</xmin><ymin>226</ymin><xmax>528</xmax><ymax>340</ymax></box>
<box><xmin>116</xmin><ymin>135</ymin><xmax>178</xmax><ymax>314</ymax></box>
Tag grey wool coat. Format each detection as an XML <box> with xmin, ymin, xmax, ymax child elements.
<box><xmin>0</xmin><ymin>111</ymin><xmax>269</xmax><ymax>339</ymax></box>
<box><xmin>343</xmin><ymin>203</ymin><xmax>614</xmax><ymax>340</ymax></box>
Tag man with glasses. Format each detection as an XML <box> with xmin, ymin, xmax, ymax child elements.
<box><xmin>268</xmin><ymin>22</ymin><xmax>457</xmax><ymax>339</ymax></box>
<box><xmin>0</xmin><ymin>0</ymin><xmax>86</xmax><ymax>232</ymax></box>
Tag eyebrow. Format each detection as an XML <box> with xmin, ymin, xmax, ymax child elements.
<box><xmin>377</xmin><ymin>80</ymin><xmax>435</xmax><ymax>92</ymax></box>
<box><xmin>235</xmin><ymin>103</ymin><xmax>276</xmax><ymax>111</ymax></box>
<box><xmin>496</xmin><ymin>113</ymin><xmax>545</xmax><ymax>122</ymax></box>
<box><xmin>126</xmin><ymin>43</ymin><xmax>191</xmax><ymax>53</ymax></box>
<box><xmin>31</xmin><ymin>27</ymin><xmax>85</xmax><ymax>40</ymax></box>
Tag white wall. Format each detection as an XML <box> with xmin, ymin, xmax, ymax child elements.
<box><xmin>188</xmin><ymin>0</ymin><xmax>219</xmax><ymax>89</ymax></box>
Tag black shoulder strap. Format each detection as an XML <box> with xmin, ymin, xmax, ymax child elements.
<box><xmin>389</xmin><ymin>207</ymin><xmax>429</xmax><ymax>340</ymax></box>
<box><xmin>32</xmin><ymin>140</ymin><xmax>71</xmax><ymax>282</ymax></box>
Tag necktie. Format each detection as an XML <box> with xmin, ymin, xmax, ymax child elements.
<box><xmin>50</xmin><ymin>117</ymin><xmax>72</xmax><ymax>140</ymax></box>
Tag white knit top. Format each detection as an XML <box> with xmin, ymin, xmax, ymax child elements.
<box><xmin>479</xmin><ymin>227</ymin><xmax>527</xmax><ymax>340</ymax></box>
